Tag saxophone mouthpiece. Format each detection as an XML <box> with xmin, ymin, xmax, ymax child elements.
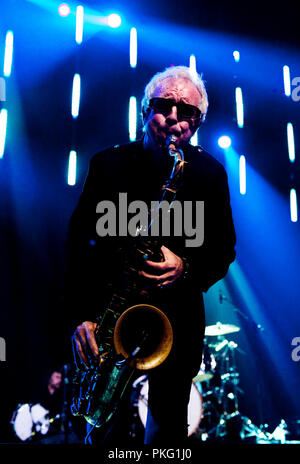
<box><xmin>166</xmin><ymin>135</ymin><xmax>177</xmax><ymax>151</ymax></box>
<box><xmin>166</xmin><ymin>135</ymin><xmax>184</xmax><ymax>165</ymax></box>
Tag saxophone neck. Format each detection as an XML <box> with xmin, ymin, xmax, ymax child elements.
<box><xmin>166</xmin><ymin>135</ymin><xmax>184</xmax><ymax>165</ymax></box>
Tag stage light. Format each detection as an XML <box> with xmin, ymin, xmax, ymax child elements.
<box><xmin>0</xmin><ymin>109</ymin><xmax>8</xmax><ymax>158</ymax></box>
<box><xmin>290</xmin><ymin>189</ymin><xmax>298</xmax><ymax>222</ymax></box>
<box><xmin>130</xmin><ymin>28</ymin><xmax>137</xmax><ymax>68</ymax></box>
<box><xmin>68</xmin><ymin>150</ymin><xmax>77</xmax><ymax>186</ymax></box>
<box><xmin>287</xmin><ymin>122</ymin><xmax>295</xmax><ymax>162</ymax></box>
<box><xmin>239</xmin><ymin>155</ymin><xmax>246</xmax><ymax>195</ymax></box>
<box><xmin>58</xmin><ymin>3</ymin><xmax>70</xmax><ymax>17</ymax></box>
<box><xmin>218</xmin><ymin>136</ymin><xmax>231</xmax><ymax>149</ymax></box>
<box><xmin>189</xmin><ymin>54</ymin><xmax>197</xmax><ymax>78</ymax></box>
<box><xmin>235</xmin><ymin>87</ymin><xmax>244</xmax><ymax>128</ymax></box>
<box><xmin>107</xmin><ymin>13</ymin><xmax>121</xmax><ymax>28</ymax></box>
<box><xmin>233</xmin><ymin>50</ymin><xmax>240</xmax><ymax>62</ymax></box>
<box><xmin>283</xmin><ymin>65</ymin><xmax>291</xmax><ymax>97</ymax></box>
<box><xmin>76</xmin><ymin>5</ymin><xmax>84</xmax><ymax>44</ymax></box>
<box><xmin>71</xmin><ymin>73</ymin><xmax>81</xmax><ymax>119</ymax></box>
<box><xmin>3</xmin><ymin>31</ymin><xmax>13</xmax><ymax>77</ymax></box>
<box><xmin>190</xmin><ymin>131</ymin><xmax>198</xmax><ymax>147</ymax></box>
<box><xmin>129</xmin><ymin>96</ymin><xmax>137</xmax><ymax>141</ymax></box>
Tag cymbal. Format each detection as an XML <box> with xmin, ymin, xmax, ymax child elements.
<box><xmin>193</xmin><ymin>371</ymin><xmax>213</xmax><ymax>383</ymax></box>
<box><xmin>205</xmin><ymin>322</ymin><xmax>240</xmax><ymax>336</ymax></box>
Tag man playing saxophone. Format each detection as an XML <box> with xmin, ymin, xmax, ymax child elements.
<box><xmin>65</xmin><ymin>65</ymin><xmax>236</xmax><ymax>444</ymax></box>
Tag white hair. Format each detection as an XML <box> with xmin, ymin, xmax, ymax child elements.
<box><xmin>141</xmin><ymin>65</ymin><xmax>209</xmax><ymax>124</ymax></box>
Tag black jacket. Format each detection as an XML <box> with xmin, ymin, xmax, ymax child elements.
<box><xmin>64</xmin><ymin>140</ymin><xmax>236</xmax><ymax>369</ymax></box>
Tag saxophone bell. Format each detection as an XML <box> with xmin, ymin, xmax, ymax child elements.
<box><xmin>114</xmin><ymin>304</ymin><xmax>173</xmax><ymax>370</ymax></box>
<box><xmin>71</xmin><ymin>303</ymin><xmax>173</xmax><ymax>428</ymax></box>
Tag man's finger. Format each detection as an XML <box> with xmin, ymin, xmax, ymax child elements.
<box><xmin>86</xmin><ymin>330</ymin><xmax>99</xmax><ymax>359</ymax></box>
<box><xmin>73</xmin><ymin>333</ymin><xmax>89</xmax><ymax>366</ymax></box>
<box><xmin>160</xmin><ymin>245</ymin><xmax>173</xmax><ymax>260</ymax></box>
<box><xmin>75</xmin><ymin>328</ymin><xmax>96</xmax><ymax>364</ymax></box>
<box><xmin>139</xmin><ymin>270</ymin><xmax>161</xmax><ymax>281</ymax></box>
<box><xmin>143</xmin><ymin>259</ymin><xmax>167</xmax><ymax>271</ymax></box>
<box><xmin>159</xmin><ymin>278</ymin><xmax>174</xmax><ymax>288</ymax></box>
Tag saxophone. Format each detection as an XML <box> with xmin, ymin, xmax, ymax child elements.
<box><xmin>70</xmin><ymin>135</ymin><xmax>186</xmax><ymax>430</ymax></box>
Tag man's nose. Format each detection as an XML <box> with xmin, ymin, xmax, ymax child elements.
<box><xmin>166</xmin><ymin>105</ymin><xmax>179</xmax><ymax>124</ymax></box>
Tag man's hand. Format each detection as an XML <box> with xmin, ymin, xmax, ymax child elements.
<box><xmin>72</xmin><ymin>321</ymin><xmax>99</xmax><ymax>366</ymax></box>
<box><xmin>139</xmin><ymin>245</ymin><xmax>184</xmax><ymax>289</ymax></box>
<box><xmin>72</xmin><ymin>248</ymin><xmax>183</xmax><ymax>365</ymax></box>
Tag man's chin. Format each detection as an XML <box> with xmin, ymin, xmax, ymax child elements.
<box><xmin>154</xmin><ymin>134</ymin><xmax>167</xmax><ymax>149</ymax></box>
<box><xmin>146</xmin><ymin>136</ymin><xmax>167</xmax><ymax>152</ymax></box>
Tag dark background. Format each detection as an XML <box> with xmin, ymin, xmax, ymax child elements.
<box><xmin>0</xmin><ymin>0</ymin><xmax>299</xmax><ymax>443</ymax></box>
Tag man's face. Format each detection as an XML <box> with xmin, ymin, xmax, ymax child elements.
<box><xmin>48</xmin><ymin>371</ymin><xmax>62</xmax><ymax>390</ymax></box>
<box><xmin>143</xmin><ymin>77</ymin><xmax>202</xmax><ymax>152</ymax></box>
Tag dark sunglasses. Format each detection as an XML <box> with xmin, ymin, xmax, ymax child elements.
<box><xmin>149</xmin><ymin>97</ymin><xmax>202</xmax><ymax>120</ymax></box>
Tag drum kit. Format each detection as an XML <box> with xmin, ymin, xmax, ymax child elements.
<box><xmin>13</xmin><ymin>320</ymin><xmax>289</xmax><ymax>444</ymax></box>
<box><xmin>192</xmin><ymin>321</ymin><xmax>245</xmax><ymax>441</ymax></box>
<box><xmin>10</xmin><ymin>364</ymin><xmax>83</xmax><ymax>443</ymax></box>
<box><xmin>130</xmin><ymin>320</ymin><xmax>253</xmax><ymax>442</ymax></box>
<box><xmin>10</xmin><ymin>403</ymin><xmax>59</xmax><ymax>442</ymax></box>
<box><xmin>10</xmin><ymin>321</ymin><xmax>297</xmax><ymax>444</ymax></box>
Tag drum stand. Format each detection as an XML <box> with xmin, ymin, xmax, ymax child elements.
<box><xmin>212</xmin><ymin>341</ymin><xmax>245</xmax><ymax>441</ymax></box>
<box><xmin>201</xmin><ymin>339</ymin><xmax>272</xmax><ymax>443</ymax></box>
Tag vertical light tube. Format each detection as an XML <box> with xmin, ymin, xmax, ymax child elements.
<box><xmin>71</xmin><ymin>73</ymin><xmax>81</xmax><ymax>119</ymax></box>
<box><xmin>189</xmin><ymin>54</ymin><xmax>198</xmax><ymax>146</ymax></box>
<box><xmin>130</xmin><ymin>28</ymin><xmax>137</xmax><ymax>68</ymax></box>
<box><xmin>290</xmin><ymin>189</ymin><xmax>298</xmax><ymax>222</ymax></box>
<box><xmin>68</xmin><ymin>150</ymin><xmax>77</xmax><ymax>185</ymax></box>
<box><xmin>235</xmin><ymin>87</ymin><xmax>244</xmax><ymax>128</ymax></box>
<box><xmin>283</xmin><ymin>65</ymin><xmax>291</xmax><ymax>97</ymax></box>
<box><xmin>76</xmin><ymin>6</ymin><xmax>84</xmax><ymax>44</ymax></box>
<box><xmin>190</xmin><ymin>131</ymin><xmax>198</xmax><ymax>146</ymax></box>
<box><xmin>189</xmin><ymin>54</ymin><xmax>197</xmax><ymax>78</ymax></box>
<box><xmin>0</xmin><ymin>109</ymin><xmax>8</xmax><ymax>158</ymax></box>
<box><xmin>4</xmin><ymin>31</ymin><xmax>14</xmax><ymax>77</ymax></box>
<box><xmin>129</xmin><ymin>97</ymin><xmax>137</xmax><ymax>141</ymax></box>
<box><xmin>239</xmin><ymin>155</ymin><xmax>246</xmax><ymax>195</ymax></box>
<box><xmin>287</xmin><ymin>122</ymin><xmax>295</xmax><ymax>162</ymax></box>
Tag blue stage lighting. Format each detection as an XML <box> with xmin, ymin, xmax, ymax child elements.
<box><xmin>129</xmin><ymin>96</ymin><xmax>137</xmax><ymax>141</ymax></box>
<box><xmin>71</xmin><ymin>73</ymin><xmax>81</xmax><ymax>119</ymax></box>
<box><xmin>283</xmin><ymin>65</ymin><xmax>291</xmax><ymax>97</ymax></box>
<box><xmin>235</xmin><ymin>87</ymin><xmax>244</xmax><ymax>128</ymax></box>
<box><xmin>107</xmin><ymin>13</ymin><xmax>121</xmax><ymax>28</ymax></box>
<box><xmin>68</xmin><ymin>150</ymin><xmax>77</xmax><ymax>186</ymax></box>
<box><xmin>0</xmin><ymin>109</ymin><xmax>8</xmax><ymax>158</ymax></box>
<box><xmin>287</xmin><ymin>122</ymin><xmax>295</xmax><ymax>162</ymax></box>
<box><xmin>290</xmin><ymin>189</ymin><xmax>298</xmax><ymax>222</ymax></box>
<box><xmin>218</xmin><ymin>136</ymin><xmax>231</xmax><ymax>149</ymax></box>
<box><xmin>4</xmin><ymin>31</ymin><xmax>14</xmax><ymax>78</ymax></box>
<box><xmin>189</xmin><ymin>54</ymin><xmax>197</xmax><ymax>78</ymax></box>
<box><xmin>130</xmin><ymin>28</ymin><xmax>137</xmax><ymax>68</ymax></box>
<box><xmin>190</xmin><ymin>130</ymin><xmax>198</xmax><ymax>147</ymax></box>
<box><xmin>58</xmin><ymin>3</ymin><xmax>70</xmax><ymax>17</ymax></box>
<box><xmin>233</xmin><ymin>50</ymin><xmax>240</xmax><ymax>62</ymax></box>
<box><xmin>76</xmin><ymin>6</ymin><xmax>84</xmax><ymax>44</ymax></box>
<box><xmin>239</xmin><ymin>155</ymin><xmax>246</xmax><ymax>195</ymax></box>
